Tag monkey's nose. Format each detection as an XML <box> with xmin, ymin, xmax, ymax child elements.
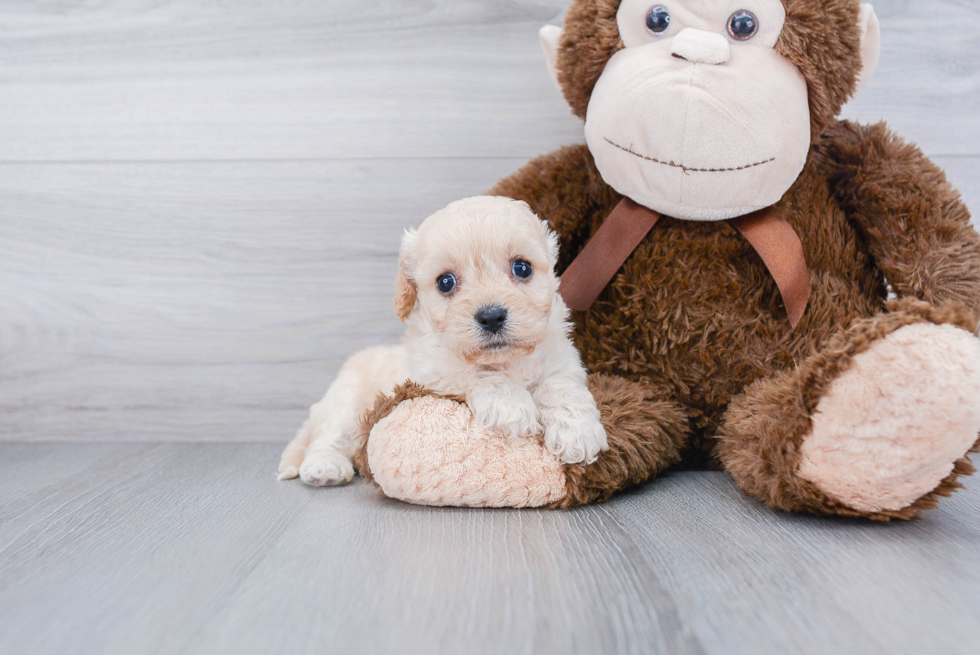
<box><xmin>475</xmin><ymin>306</ymin><xmax>508</xmax><ymax>334</ymax></box>
<box><xmin>670</xmin><ymin>28</ymin><xmax>730</xmax><ymax>65</ymax></box>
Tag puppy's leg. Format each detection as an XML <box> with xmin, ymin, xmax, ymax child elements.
<box><xmin>467</xmin><ymin>374</ymin><xmax>542</xmax><ymax>440</ymax></box>
<box><xmin>533</xmin><ymin>340</ymin><xmax>608</xmax><ymax>465</ymax></box>
<box><xmin>281</xmin><ymin>345</ymin><xmax>407</xmax><ymax>487</ymax></box>
<box><xmin>277</xmin><ymin>421</ymin><xmax>313</xmax><ymax>480</ymax></box>
<box><xmin>536</xmin><ymin>378</ymin><xmax>607</xmax><ymax>464</ymax></box>
<box><xmin>300</xmin><ymin>422</ymin><xmax>358</xmax><ymax>487</ymax></box>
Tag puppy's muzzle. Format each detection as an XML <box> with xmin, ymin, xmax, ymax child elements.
<box><xmin>475</xmin><ymin>305</ymin><xmax>508</xmax><ymax>335</ymax></box>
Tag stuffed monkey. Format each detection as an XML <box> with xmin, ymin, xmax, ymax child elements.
<box><xmin>356</xmin><ymin>0</ymin><xmax>980</xmax><ymax>520</ymax></box>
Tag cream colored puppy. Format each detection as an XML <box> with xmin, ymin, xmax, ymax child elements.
<box><xmin>277</xmin><ymin>196</ymin><xmax>607</xmax><ymax>487</ymax></box>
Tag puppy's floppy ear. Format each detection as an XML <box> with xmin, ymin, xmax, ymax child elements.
<box><xmin>539</xmin><ymin>219</ymin><xmax>560</xmax><ymax>270</ymax></box>
<box><xmin>394</xmin><ymin>228</ymin><xmax>419</xmax><ymax>322</ymax></box>
<box><xmin>513</xmin><ymin>199</ymin><xmax>560</xmax><ymax>269</ymax></box>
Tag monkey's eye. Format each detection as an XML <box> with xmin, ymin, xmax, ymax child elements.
<box><xmin>645</xmin><ymin>5</ymin><xmax>671</xmax><ymax>35</ymax></box>
<box><xmin>512</xmin><ymin>259</ymin><xmax>533</xmax><ymax>280</ymax></box>
<box><xmin>727</xmin><ymin>10</ymin><xmax>759</xmax><ymax>41</ymax></box>
<box><xmin>436</xmin><ymin>273</ymin><xmax>456</xmax><ymax>294</ymax></box>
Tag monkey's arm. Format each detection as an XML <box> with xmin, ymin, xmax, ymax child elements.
<box><xmin>823</xmin><ymin>120</ymin><xmax>980</xmax><ymax>317</ymax></box>
<box><xmin>489</xmin><ymin>144</ymin><xmax>620</xmax><ymax>273</ymax></box>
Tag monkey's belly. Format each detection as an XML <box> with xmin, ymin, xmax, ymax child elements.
<box><xmin>572</xmin><ymin>219</ymin><xmax>884</xmax><ymax>442</ymax></box>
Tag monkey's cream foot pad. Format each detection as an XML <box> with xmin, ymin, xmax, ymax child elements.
<box><xmin>799</xmin><ymin>323</ymin><xmax>980</xmax><ymax>513</ymax></box>
<box><xmin>365</xmin><ymin>394</ymin><xmax>567</xmax><ymax>508</ymax></box>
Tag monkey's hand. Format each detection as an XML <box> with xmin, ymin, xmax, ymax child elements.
<box><xmin>825</xmin><ymin>120</ymin><xmax>980</xmax><ymax>316</ymax></box>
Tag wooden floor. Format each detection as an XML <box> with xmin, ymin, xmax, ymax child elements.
<box><xmin>1</xmin><ymin>1</ymin><xmax>979</xmax><ymax>654</ymax></box>
<box><xmin>2</xmin><ymin>442</ymin><xmax>979</xmax><ymax>655</ymax></box>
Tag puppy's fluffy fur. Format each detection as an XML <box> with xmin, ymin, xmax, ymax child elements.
<box><xmin>278</xmin><ymin>196</ymin><xmax>607</xmax><ymax>487</ymax></box>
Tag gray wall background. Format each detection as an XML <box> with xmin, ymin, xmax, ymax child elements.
<box><xmin>1</xmin><ymin>0</ymin><xmax>978</xmax><ymax>442</ymax></box>
<box><xmin>3</xmin><ymin>5</ymin><xmax>980</xmax><ymax>654</ymax></box>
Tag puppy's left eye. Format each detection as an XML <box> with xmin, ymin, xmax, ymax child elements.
<box><xmin>512</xmin><ymin>259</ymin><xmax>533</xmax><ymax>279</ymax></box>
<box><xmin>436</xmin><ymin>273</ymin><xmax>456</xmax><ymax>294</ymax></box>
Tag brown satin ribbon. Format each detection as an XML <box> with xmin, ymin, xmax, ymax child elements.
<box><xmin>558</xmin><ymin>198</ymin><xmax>811</xmax><ymax>328</ymax></box>
<box><xmin>560</xmin><ymin>197</ymin><xmax>661</xmax><ymax>313</ymax></box>
<box><xmin>728</xmin><ymin>207</ymin><xmax>811</xmax><ymax>328</ymax></box>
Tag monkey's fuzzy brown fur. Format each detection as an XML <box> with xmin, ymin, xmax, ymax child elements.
<box><xmin>484</xmin><ymin>121</ymin><xmax>980</xmax><ymax>517</ymax></box>
<box><xmin>359</xmin><ymin>0</ymin><xmax>980</xmax><ymax>518</ymax></box>
<box><xmin>496</xmin><ymin>0</ymin><xmax>980</xmax><ymax>518</ymax></box>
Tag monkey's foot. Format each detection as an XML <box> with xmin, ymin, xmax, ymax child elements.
<box><xmin>355</xmin><ymin>377</ymin><xmax>689</xmax><ymax>509</ymax></box>
<box><xmin>798</xmin><ymin>322</ymin><xmax>980</xmax><ymax>513</ymax></box>
<box><xmin>364</xmin><ymin>394</ymin><xmax>566</xmax><ymax>508</ymax></box>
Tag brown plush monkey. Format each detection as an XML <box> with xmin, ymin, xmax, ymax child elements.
<box><xmin>357</xmin><ymin>0</ymin><xmax>980</xmax><ymax>520</ymax></box>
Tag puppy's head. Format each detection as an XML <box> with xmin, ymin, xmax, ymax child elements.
<box><xmin>395</xmin><ymin>196</ymin><xmax>560</xmax><ymax>366</ymax></box>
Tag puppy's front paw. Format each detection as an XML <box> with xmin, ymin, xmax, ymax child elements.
<box><xmin>299</xmin><ymin>449</ymin><xmax>355</xmax><ymax>487</ymax></box>
<box><xmin>541</xmin><ymin>405</ymin><xmax>608</xmax><ymax>465</ymax></box>
<box><xmin>470</xmin><ymin>386</ymin><xmax>541</xmax><ymax>439</ymax></box>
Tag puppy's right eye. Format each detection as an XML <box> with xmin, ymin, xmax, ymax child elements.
<box><xmin>512</xmin><ymin>259</ymin><xmax>533</xmax><ymax>279</ymax></box>
<box><xmin>436</xmin><ymin>273</ymin><xmax>456</xmax><ymax>294</ymax></box>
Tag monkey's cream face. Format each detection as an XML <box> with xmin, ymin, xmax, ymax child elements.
<box><xmin>403</xmin><ymin>197</ymin><xmax>559</xmax><ymax>367</ymax></box>
<box><xmin>583</xmin><ymin>0</ymin><xmax>811</xmax><ymax>221</ymax></box>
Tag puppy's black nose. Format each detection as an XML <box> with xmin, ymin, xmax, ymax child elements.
<box><xmin>475</xmin><ymin>306</ymin><xmax>508</xmax><ymax>334</ymax></box>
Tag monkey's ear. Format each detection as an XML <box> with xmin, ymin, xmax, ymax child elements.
<box><xmin>394</xmin><ymin>228</ymin><xmax>419</xmax><ymax>322</ymax></box>
<box><xmin>539</xmin><ymin>25</ymin><xmax>563</xmax><ymax>91</ymax></box>
<box><xmin>852</xmin><ymin>4</ymin><xmax>881</xmax><ymax>97</ymax></box>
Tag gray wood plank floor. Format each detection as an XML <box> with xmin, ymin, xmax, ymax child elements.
<box><xmin>1</xmin><ymin>443</ymin><xmax>979</xmax><ymax>655</ymax></box>
<box><xmin>1</xmin><ymin>1</ymin><xmax>980</xmax><ymax>653</ymax></box>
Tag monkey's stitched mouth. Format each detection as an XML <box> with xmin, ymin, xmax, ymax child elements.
<box><xmin>604</xmin><ymin>138</ymin><xmax>775</xmax><ymax>174</ymax></box>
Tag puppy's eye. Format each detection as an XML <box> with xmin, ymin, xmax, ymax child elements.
<box><xmin>727</xmin><ymin>10</ymin><xmax>758</xmax><ymax>41</ymax></box>
<box><xmin>512</xmin><ymin>259</ymin><xmax>533</xmax><ymax>280</ymax></box>
<box><xmin>436</xmin><ymin>273</ymin><xmax>456</xmax><ymax>294</ymax></box>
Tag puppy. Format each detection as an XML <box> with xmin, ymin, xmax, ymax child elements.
<box><xmin>277</xmin><ymin>196</ymin><xmax>607</xmax><ymax>487</ymax></box>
